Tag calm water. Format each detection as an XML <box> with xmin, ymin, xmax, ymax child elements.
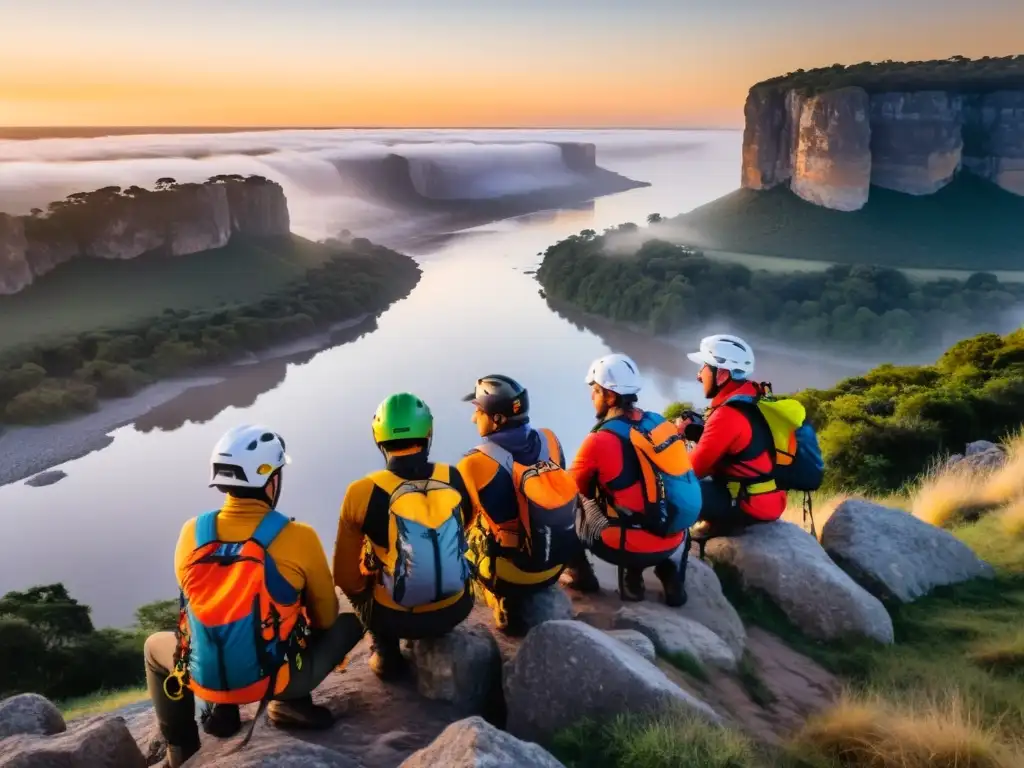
<box><xmin>0</xmin><ymin>129</ymin><xmax>864</xmax><ymax>626</ymax></box>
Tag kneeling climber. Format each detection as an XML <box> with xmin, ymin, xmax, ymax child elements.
<box><xmin>457</xmin><ymin>374</ymin><xmax>581</xmax><ymax>635</ymax></box>
<box><xmin>332</xmin><ymin>393</ymin><xmax>475</xmax><ymax>679</ymax></box>
<box><xmin>679</xmin><ymin>334</ymin><xmax>823</xmax><ymax>536</ymax></box>
<box><xmin>146</xmin><ymin>425</ymin><xmax>365</xmax><ymax>767</ymax></box>
<box><xmin>568</xmin><ymin>353</ymin><xmax>702</xmax><ymax>606</ymax></box>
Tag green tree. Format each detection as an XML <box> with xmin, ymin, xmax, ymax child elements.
<box><xmin>646</xmin><ymin>213</ymin><xmax>663</xmax><ymax>225</ymax></box>
<box><xmin>0</xmin><ymin>584</ymin><xmax>94</xmax><ymax>647</ymax></box>
<box><xmin>135</xmin><ymin>599</ymin><xmax>179</xmax><ymax>633</ymax></box>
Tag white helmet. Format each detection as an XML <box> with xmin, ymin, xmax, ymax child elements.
<box><xmin>687</xmin><ymin>334</ymin><xmax>755</xmax><ymax>379</ymax></box>
<box><xmin>585</xmin><ymin>353</ymin><xmax>642</xmax><ymax>395</ymax></box>
<box><xmin>209</xmin><ymin>424</ymin><xmax>290</xmax><ymax>488</ymax></box>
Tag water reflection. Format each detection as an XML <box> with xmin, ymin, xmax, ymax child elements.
<box><xmin>134</xmin><ymin>316</ymin><xmax>380</xmax><ymax>433</ymax></box>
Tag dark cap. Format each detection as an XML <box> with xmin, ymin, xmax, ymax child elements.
<box><xmin>462</xmin><ymin>374</ymin><xmax>530</xmax><ymax>421</ymax></box>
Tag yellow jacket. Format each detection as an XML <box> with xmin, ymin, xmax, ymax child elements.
<box><xmin>332</xmin><ymin>449</ymin><xmax>473</xmax><ymax>613</ymax></box>
<box><xmin>174</xmin><ymin>496</ymin><xmax>338</xmax><ymax>630</ymax></box>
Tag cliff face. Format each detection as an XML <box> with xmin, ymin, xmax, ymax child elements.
<box><xmin>791</xmin><ymin>88</ymin><xmax>872</xmax><ymax>211</ymax></box>
<box><xmin>0</xmin><ymin>177</ymin><xmax>290</xmax><ymax>295</ymax></box>
<box><xmin>742</xmin><ymin>83</ymin><xmax>1024</xmax><ymax>210</ymax></box>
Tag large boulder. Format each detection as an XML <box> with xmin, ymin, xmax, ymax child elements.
<box><xmin>409</xmin><ymin>624</ymin><xmax>501</xmax><ymax>713</ymax></box>
<box><xmin>503</xmin><ymin>619</ymin><xmax>719</xmax><ymax>744</ymax></box>
<box><xmin>604</xmin><ymin>629</ymin><xmax>657</xmax><ymax>662</ymax></box>
<box><xmin>400</xmin><ymin>716</ymin><xmax>565</xmax><ymax>768</ymax></box>
<box><xmin>194</xmin><ymin>740</ymin><xmax>357</xmax><ymax>767</ymax></box>
<box><xmin>679</xmin><ymin>556</ymin><xmax>746</xmax><ymax>659</ymax></box>
<box><xmin>945</xmin><ymin>440</ymin><xmax>1008</xmax><ymax>473</ymax></box>
<box><xmin>706</xmin><ymin>522</ymin><xmax>894</xmax><ymax>644</ymax></box>
<box><xmin>515</xmin><ymin>585</ymin><xmax>574</xmax><ymax>627</ymax></box>
<box><xmin>0</xmin><ymin>694</ymin><xmax>66</xmax><ymax>740</ymax></box>
<box><xmin>0</xmin><ymin>715</ymin><xmax>145</xmax><ymax>768</ymax></box>
<box><xmin>821</xmin><ymin>499</ymin><xmax>995</xmax><ymax>604</ymax></box>
<box><xmin>612</xmin><ymin>603</ymin><xmax>737</xmax><ymax>671</ymax></box>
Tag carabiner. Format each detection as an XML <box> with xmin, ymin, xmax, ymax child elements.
<box><xmin>163</xmin><ymin>670</ymin><xmax>187</xmax><ymax>701</ymax></box>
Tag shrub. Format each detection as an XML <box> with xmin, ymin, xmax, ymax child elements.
<box><xmin>4</xmin><ymin>379</ymin><xmax>98</xmax><ymax>423</ymax></box>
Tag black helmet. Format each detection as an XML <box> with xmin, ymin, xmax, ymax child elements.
<box><xmin>462</xmin><ymin>374</ymin><xmax>529</xmax><ymax>423</ymax></box>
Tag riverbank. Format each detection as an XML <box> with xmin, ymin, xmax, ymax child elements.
<box><xmin>0</xmin><ymin>315</ymin><xmax>372</xmax><ymax>488</ymax></box>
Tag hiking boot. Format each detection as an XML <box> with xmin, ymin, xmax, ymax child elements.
<box><xmin>368</xmin><ymin>636</ymin><xmax>408</xmax><ymax>681</ymax></box>
<box><xmin>563</xmin><ymin>551</ymin><xmax>600</xmax><ymax>593</ymax></box>
<box><xmin>267</xmin><ymin>694</ymin><xmax>334</xmax><ymax>730</ymax></box>
<box><xmin>164</xmin><ymin>738</ymin><xmax>200</xmax><ymax>768</ymax></box>
<box><xmin>200</xmin><ymin>703</ymin><xmax>241</xmax><ymax>738</ymax></box>
<box><xmin>654</xmin><ymin>558</ymin><xmax>688</xmax><ymax>608</ymax></box>
<box><xmin>619</xmin><ymin>567</ymin><xmax>646</xmax><ymax>602</ymax></box>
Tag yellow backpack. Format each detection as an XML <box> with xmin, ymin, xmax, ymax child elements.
<box><xmin>365</xmin><ymin>465</ymin><xmax>471</xmax><ymax>610</ymax></box>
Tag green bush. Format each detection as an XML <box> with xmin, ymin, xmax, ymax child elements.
<box><xmin>4</xmin><ymin>379</ymin><xmax>98</xmax><ymax>423</ymax></box>
<box><xmin>536</xmin><ymin>229</ymin><xmax>1024</xmax><ymax>352</ymax></box>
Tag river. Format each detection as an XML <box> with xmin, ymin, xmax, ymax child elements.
<box><xmin>0</xmin><ymin>129</ymin><xmax>867</xmax><ymax>626</ymax></box>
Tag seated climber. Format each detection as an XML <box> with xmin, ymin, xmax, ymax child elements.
<box><xmin>677</xmin><ymin>334</ymin><xmax>788</xmax><ymax>536</ymax></box>
<box><xmin>567</xmin><ymin>353</ymin><xmax>702</xmax><ymax>606</ymax></box>
<box><xmin>332</xmin><ymin>392</ymin><xmax>475</xmax><ymax>680</ymax></box>
<box><xmin>145</xmin><ymin>425</ymin><xmax>364</xmax><ymax>768</ymax></box>
<box><xmin>457</xmin><ymin>374</ymin><xmax>581</xmax><ymax>635</ymax></box>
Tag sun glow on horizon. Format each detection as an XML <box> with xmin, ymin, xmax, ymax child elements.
<box><xmin>0</xmin><ymin>0</ymin><xmax>1021</xmax><ymax>129</ymax></box>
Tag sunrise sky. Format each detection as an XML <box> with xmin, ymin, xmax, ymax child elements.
<box><xmin>1</xmin><ymin>0</ymin><xmax>1021</xmax><ymax>129</ymax></box>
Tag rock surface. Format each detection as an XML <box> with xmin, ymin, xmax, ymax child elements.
<box><xmin>503</xmin><ymin>619</ymin><xmax>719</xmax><ymax>744</ymax></box>
<box><xmin>821</xmin><ymin>498</ymin><xmax>995</xmax><ymax>603</ymax></box>
<box><xmin>605</xmin><ymin>629</ymin><xmax>657</xmax><ymax>662</ymax></box>
<box><xmin>963</xmin><ymin>91</ymin><xmax>1024</xmax><ymax>195</ymax></box>
<box><xmin>869</xmin><ymin>91</ymin><xmax>963</xmax><ymax>194</ymax></box>
<box><xmin>742</xmin><ymin>89</ymin><xmax>793</xmax><ymax>189</ymax></box>
<box><xmin>0</xmin><ymin>715</ymin><xmax>145</xmax><ymax>768</ymax></box>
<box><xmin>945</xmin><ymin>439</ymin><xmax>1008</xmax><ymax>473</ymax></box>
<box><xmin>0</xmin><ymin>694</ymin><xmax>66</xmax><ymax>740</ymax></box>
<box><xmin>0</xmin><ymin>177</ymin><xmax>291</xmax><ymax>295</ymax></box>
<box><xmin>613</xmin><ymin>603</ymin><xmax>737</xmax><ymax>671</ymax></box>
<box><xmin>400</xmin><ymin>716</ymin><xmax>565</xmax><ymax>768</ymax></box>
<box><xmin>791</xmin><ymin>87</ymin><xmax>873</xmax><ymax>211</ymax></box>
<box><xmin>24</xmin><ymin>469</ymin><xmax>68</xmax><ymax>487</ymax></box>
<box><xmin>410</xmin><ymin>624</ymin><xmax>502</xmax><ymax>713</ymax></box>
<box><xmin>706</xmin><ymin>522</ymin><xmax>894</xmax><ymax>644</ymax></box>
<box><xmin>513</xmin><ymin>585</ymin><xmax>574</xmax><ymax>627</ymax></box>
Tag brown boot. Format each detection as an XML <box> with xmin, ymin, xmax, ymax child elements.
<box><xmin>563</xmin><ymin>551</ymin><xmax>600</xmax><ymax>593</ymax></box>
<box><xmin>267</xmin><ymin>694</ymin><xmax>334</xmax><ymax>730</ymax></box>
<box><xmin>368</xmin><ymin>635</ymin><xmax>408</xmax><ymax>681</ymax></box>
<box><xmin>654</xmin><ymin>558</ymin><xmax>687</xmax><ymax>608</ymax></box>
<box><xmin>164</xmin><ymin>738</ymin><xmax>200</xmax><ymax>768</ymax></box>
<box><xmin>619</xmin><ymin>567</ymin><xmax>646</xmax><ymax>602</ymax></box>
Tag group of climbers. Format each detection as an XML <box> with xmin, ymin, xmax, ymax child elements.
<box><xmin>144</xmin><ymin>333</ymin><xmax>822</xmax><ymax>767</ymax></box>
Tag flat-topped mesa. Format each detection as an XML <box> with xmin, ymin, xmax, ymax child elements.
<box><xmin>0</xmin><ymin>175</ymin><xmax>290</xmax><ymax>296</ymax></box>
<box><xmin>741</xmin><ymin>56</ymin><xmax>1024</xmax><ymax>210</ymax></box>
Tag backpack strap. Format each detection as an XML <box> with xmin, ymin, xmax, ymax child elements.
<box><xmin>476</xmin><ymin>441</ymin><xmax>515</xmax><ymax>476</ymax></box>
<box><xmin>194</xmin><ymin>511</ymin><xmax>221</xmax><ymax>548</ymax></box>
<box><xmin>369</xmin><ymin>469</ymin><xmax>404</xmax><ymax>496</ymax></box>
<box><xmin>251</xmin><ymin>510</ymin><xmax>291</xmax><ymax>550</ymax></box>
<box><xmin>429</xmin><ymin>463</ymin><xmax>452</xmax><ymax>484</ymax></box>
<box><xmin>537</xmin><ymin>429</ymin><xmax>556</xmax><ymax>464</ymax></box>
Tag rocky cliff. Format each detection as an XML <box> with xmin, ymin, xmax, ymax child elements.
<box><xmin>741</xmin><ymin>57</ymin><xmax>1024</xmax><ymax>210</ymax></box>
<box><xmin>0</xmin><ymin>176</ymin><xmax>290</xmax><ymax>295</ymax></box>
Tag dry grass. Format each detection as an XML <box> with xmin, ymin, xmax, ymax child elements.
<box><xmin>997</xmin><ymin>499</ymin><xmax>1024</xmax><ymax>538</ymax></box>
<box><xmin>968</xmin><ymin>629</ymin><xmax>1024</xmax><ymax>674</ymax></box>
<box><xmin>911</xmin><ymin>431</ymin><xmax>1024</xmax><ymax>529</ymax></box>
<box><xmin>792</xmin><ymin>690</ymin><xmax>1023</xmax><ymax>768</ymax></box>
<box><xmin>58</xmin><ymin>687</ymin><xmax>149</xmax><ymax>720</ymax></box>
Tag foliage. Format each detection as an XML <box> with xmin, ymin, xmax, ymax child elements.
<box><xmin>0</xmin><ymin>237</ymin><xmax>421</xmax><ymax>425</ymax></box>
<box><xmin>134</xmin><ymin>599</ymin><xmax>179</xmax><ymax>633</ymax></box>
<box><xmin>754</xmin><ymin>55</ymin><xmax>1024</xmax><ymax>95</ymax></box>
<box><xmin>0</xmin><ymin>583</ymin><xmax>149</xmax><ymax>701</ymax></box>
<box><xmin>536</xmin><ymin>225</ymin><xmax>1024</xmax><ymax>353</ymax></box>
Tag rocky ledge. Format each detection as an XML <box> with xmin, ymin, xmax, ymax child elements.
<box><xmin>0</xmin><ymin>175</ymin><xmax>290</xmax><ymax>295</ymax></box>
<box><xmin>0</xmin><ymin>493</ymin><xmax>997</xmax><ymax>767</ymax></box>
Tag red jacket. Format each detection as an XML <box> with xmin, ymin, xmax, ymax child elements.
<box><xmin>569</xmin><ymin>409</ymin><xmax>686</xmax><ymax>556</ymax></box>
<box><xmin>686</xmin><ymin>380</ymin><xmax>786</xmax><ymax>522</ymax></box>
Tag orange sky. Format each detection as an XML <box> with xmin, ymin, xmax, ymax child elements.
<box><xmin>1</xmin><ymin>1</ymin><xmax>1021</xmax><ymax>128</ymax></box>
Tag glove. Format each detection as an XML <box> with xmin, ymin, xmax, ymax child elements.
<box><xmin>675</xmin><ymin>410</ymin><xmax>705</xmax><ymax>442</ymax></box>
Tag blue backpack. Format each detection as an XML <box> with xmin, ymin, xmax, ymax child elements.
<box><xmin>598</xmin><ymin>410</ymin><xmax>702</xmax><ymax>536</ymax></box>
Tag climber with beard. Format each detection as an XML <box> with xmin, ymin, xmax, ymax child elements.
<box><xmin>567</xmin><ymin>354</ymin><xmax>702</xmax><ymax>606</ymax></box>
<box><xmin>146</xmin><ymin>425</ymin><xmax>364</xmax><ymax>767</ymax></box>
<box><xmin>676</xmin><ymin>334</ymin><xmax>787</xmax><ymax>536</ymax></box>
<box><xmin>457</xmin><ymin>375</ymin><xmax>581</xmax><ymax>635</ymax></box>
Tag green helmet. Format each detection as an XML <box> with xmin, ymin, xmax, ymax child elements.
<box><xmin>372</xmin><ymin>393</ymin><xmax>433</xmax><ymax>447</ymax></box>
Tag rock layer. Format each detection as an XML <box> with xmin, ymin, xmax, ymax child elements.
<box><xmin>870</xmin><ymin>91</ymin><xmax>964</xmax><ymax>194</ymax></box>
<box><xmin>742</xmin><ymin>82</ymin><xmax>1024</xmax><ymax>209</ymax></box>
<box><xmin>790</xmin><ymin>87</ymin><xmax>872</xmax><ymax>211</ymax></box>
<box><xmin>0</xmin><ymin>177</ymin><xmax>290</xmax><ymax>295</ymax></box>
